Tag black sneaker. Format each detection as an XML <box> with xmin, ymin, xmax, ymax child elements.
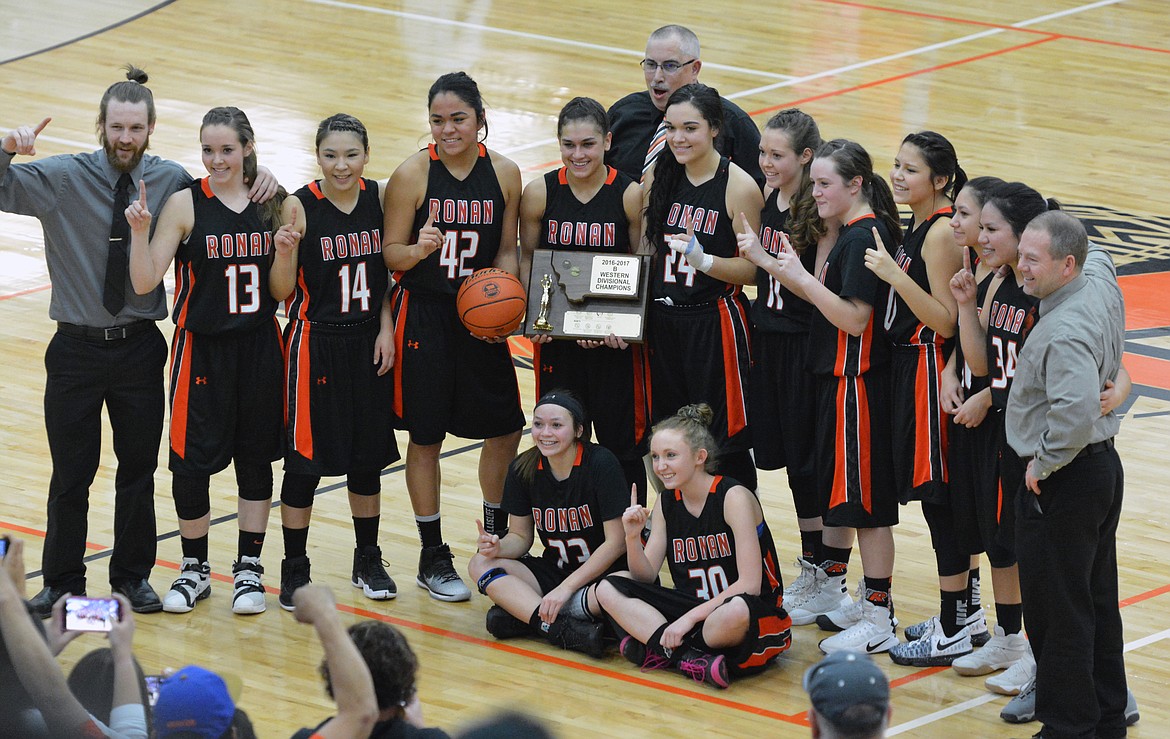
<box><xmin>675</xmin><ymin>646</ymin><xmax>730</xmax><ymax>689</ymax></box>
<box><xmin>543</xmin><ymin>617</ymin><xmax>605</xmax><ymax>658</ymax></box>
<box><xmin>113</xmin><ymin>579</ymin><xmax>163</xmax><ymax>614</ymax></box>
<box><xmin>416</xmin><ymin>544</ymin><xmax>470</xmax><ymax>602</ymax></box>
<box><xmin>28</xmin><ymin>585</ymin><xmax>84</xmax><ymax>620</ymax></box>
<box><xmin>352</xmin><ymin>546</ymin><xmax>397</xmax><ymax>601</ymax></box>
<box><xmin>485</xmin><ymin>605</ymin><xmax>530</xmax><ymax>639</ymax></box>
<box><xmin>279</xmin><ymin>555</ymin><xmax>312</xmax><ymax>612</ymax></box>
<box><xmin>619</xmin><ymin>635</ymin><xmax>670</xmax><ymax>670</ymax></box>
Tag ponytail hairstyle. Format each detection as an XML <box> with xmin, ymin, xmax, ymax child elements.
<box><xmin>200</xmin><ymin>107</ymin><xmax>287</xmax><ymax>230</ymax></box>
<box><xmin>513</xmin><ymin>390</ymin><xmax>587</xmax><ymax>484</ymax></box>
<box><xmin>652</xmin><ymin>403</ymin><xmax>718</xmax><ymax>474</ymax></box>
<box><xmin>428</xmin><ymin>71</ymin><xmax>488</xmax><ymax>141</ymax></box>
<box><xmin>764</xmin><ymin>108</ymin><xmax>824</xmax><ymax>254</ymax></box>
<box><xmin>315</xmin><ymin>113</ymin><xmax>369</xmax><ymax>151</ymax></box>
<box><xmin>814</xmin><ymin>139</ymin><xmax>903</xmax><ymax>246</ymax></box>
<box><xmin>984</xmin><ymin>181</ymin><xmax>1061</xmax><ymax>239</ymax></box>
<box><xmin>644</xmin><ymin>83</ymin><xmax>723</xmax><ymax>251</ymax></box>
<box><xmin>96</xmin><ymin>64</ymin><xmax>155</xmax><ymax>141</ymax></box>
<box><xmin>899</xmin><ymin>131</ymin><xmax>967</xmax><ymax>205</ymax></box>
<box><xmin>557</xmin><ymin>96</ymin><xmax>609</xmax><ymax>138</ymax></box>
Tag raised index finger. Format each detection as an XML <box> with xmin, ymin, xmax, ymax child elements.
<box><xmin>33</xmin><ymin>117</ymin><xmax>51</xmax><ymax>135</ymax></box>
<box><xmin>630</xmin><ymin>483</ymin><xmax>638</xmax><ymax>508</ymax></box>
<box><xmin>476</xmin><ymin>519</ymin><xmax>486</xmax><ymax>537</ymax></box>
<box><xmin>137</xmin><ymin>178</ymin><xmax>147</xmax><ymax>204</ymax></box>
<box><xmin>962</xmin><ymin>246</ymin><xmax>972</xmax><ymax>273</ymax></box>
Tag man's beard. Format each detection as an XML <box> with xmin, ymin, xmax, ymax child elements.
<box><xmin>103</xmin><ymin>135</ymin><xmax>149</xmax><ymax>173</ymax></box>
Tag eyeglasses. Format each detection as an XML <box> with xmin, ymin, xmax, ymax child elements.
<box><xmin>640</xmin><ymin>58</ymin><xmax>697</xmax><ymax>74</ymax></box>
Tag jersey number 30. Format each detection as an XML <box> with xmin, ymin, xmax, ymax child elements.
<box><xmin>687</xmin><ymin>565</ymin><xmax>730</xmax><ymax>601</ymax></box>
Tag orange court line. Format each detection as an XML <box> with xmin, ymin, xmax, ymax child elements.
<box><xmin>1119</xmin><ymin>272</ymin><xmax>1170</xmax><ymax>331</ymax></box>
<box><xmin>815</xmin><ymin>0</ymin><xmax>1170</xmax><ymax>56</ymax></box>
<box><xmin>751</xmin><ymin>35</ymin><xmax>1058</xmax><ymax>118</ymax></box>
<box><xmin>0</xmin><ymin>520</ymin><xmax>107</xmax><ymax>551</ymax></box>
<box><xmin>0</xmin><ymin>282</ymin><xmax>52</xmax><ymax>301</ymax></box>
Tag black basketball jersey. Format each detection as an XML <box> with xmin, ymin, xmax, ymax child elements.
<box><xmin>751</xmin><ymin>189</ymin><xmax>817</xmax><ymax>333</ymax></box>
<box><xmin>986</xmin><ymin>273</ymin><xmax>1038</xmax><ymax>409</ymax></box>
<box><xmin>286</xmin><ymin>178</ymin><xmax>388</xmax><ymax>325</ymax></box>
<box><xmin>539</xmin><ymin>166</ymin><xmax>633</xmax><ymax>254</ymax></box>
<box><xmin>883</xmin><ymin>207</ymin><xmax>953</xmax><ymax>345</ymax></box>
<box><xmin>501</xmin><ymin>442</ymin><xmax>629</xmax><ymax>575</ymax></box>
<box><xmin>651</xmin><ymin>158</ymin><xmax>740</xmax><ymax>305</ymax></box>
<box><xmin>173</xmin><ymin>178</ymin><xmax>276</xmax><ymax>334</ymax></box>
<box><xmin>393</xmin><ymin>144</ymin><xmax>506</xmax><ymax>297</ymax></box>
<box><xmin>807</xmin><ymin>216</ymin><xmax>897</xmax><ymax>376</ymax></box>
<box><xmin>954</xmin><ymin>250</ymin><xmax>993</xmax><ymax>395</ymax></box>
<box><xmin>660</xmin><ymin>475</ymin><xmax>784</xmax><ymax>608</ymax></box>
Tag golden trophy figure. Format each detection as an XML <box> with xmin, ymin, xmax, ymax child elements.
<box><xmin>532</xmin><ymin>273</ymin><xmax>555</xmax><ymax>331</ymax></box>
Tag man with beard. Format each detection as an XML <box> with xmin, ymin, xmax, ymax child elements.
<box><xmin>0</xmin><ymin>66</ymin><xmax>275</xmax><ymax>617</ymax></box>
<box><xmin>605</xmin><ymin>25</ymin><xmax>763</xmax><ymax>188</ymax></box>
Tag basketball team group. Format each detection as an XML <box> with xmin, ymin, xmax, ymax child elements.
<box><xmin>0</xmin><ymin>21</ymin><xmax>1134</xmax><ymax>739</ymax></box>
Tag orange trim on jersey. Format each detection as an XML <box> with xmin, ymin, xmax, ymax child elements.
<box><xmin>557</xmin><ymin>167</ymin><xmax>568</xmax><ymax>185</ymax></box>
<box><xmin>913</xmin><ymin>348</ymin><xmax>933</xmax><ymax>488</ymax></box>
<box><xmin>845</xmin><ymin>213</ymin><xmax>874</xmax><ymax>227</ymax></box>
<box><xmin>855</xmin><ymin>377</ymin><xmax>873</xmax><ymax>512</ymax></box>
<box><xmin>631</xmin><ymin>345</ymin><xmax>649</xmax><ymax>446</ymax></box>
<box><xmin>293</xmin><ymin>269</ymin><xmax>311</xmax><ymax>321</ymax></box>
<box><xmin>358</xmin><ymin>178</ymin><xmax>367</xmax><ymax>191</ymax></box>
<box><xmin>307</xmin><ymin>180</ymin><xmax>326</xmax><ymax>200</ymax></box>
<box><xmin>169</xmin><ymin>331</ymin><xmax>194</xmax><ymax>459</ymax></box>
<box><xmin>199</xmin><ymin>177</ymin><xmax>214</xmax><ymax>198</ymax></box>
<box><xmin>477</xmin><ymin>142</ymin><xmax>487</xmax><ymax>157</ymax></box>
<box><xmin>428</xmin><ymin>144</ymin><xmax>440</xmax><ymax>161</ymax></box>
<box><xmin>709</xmin><ymin>475</ymin><xmax>723</xmax><ymax>494</ymax></box>
<box><xmin>391</xmin><ymin>288</ymin><xmax>408</xmax><ymax>418</ymax></box>
<box><xmin>293</xmin><ymin>321</ymin><xmax>313</xmax><ymax>458</ymax></box>
<box><xmin>536</xmin><ymin>442</ymin><xmax>584</xmax><ymax>471</ymax></box>
<box><xmin>736</xmin><ymin>614</ymin><xmax>792</xmax><ymax>669</ymax></box>
<box><xmin>174</xmin><ymin>262</ymin><xmax>194</xmax><ymax>329</ymax></box>
<box><xmin>717</xmin><ymin>299</ymin><xmax>749</xmax><ymax>437</ymax></box>
<box><xmin>604</xmin><ymin>166</ymin><xmax>618</xmax><ymax>185</ymax></box>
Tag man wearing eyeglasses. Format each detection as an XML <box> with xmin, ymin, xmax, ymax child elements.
<box><xmin>606</xmin><ymin>25</ymin><xmax>764</xmax><ymax>188</ymax></box>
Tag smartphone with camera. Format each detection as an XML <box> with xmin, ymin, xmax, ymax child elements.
<box><xmin>144</xmin><ymin>675</ymin><xmax>163</xmax><ymax>707</ymax></box>
<box><xmin>64</xmin><ymin>596</ymin><xmax>121</xmax><ymax>632</ymax></box>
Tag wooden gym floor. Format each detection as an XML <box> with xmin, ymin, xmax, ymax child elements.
<box><xmin>1</xmin><ymin>1</ymin><xmax>1167</xmax><ymax>736</ymax></box>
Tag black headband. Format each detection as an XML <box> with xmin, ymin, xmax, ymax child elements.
<box><xmin>533</xmin><ymin>392</ymin><xmax>586</xmax><ymax>426</ymax></box>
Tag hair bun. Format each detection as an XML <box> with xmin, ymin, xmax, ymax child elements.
<box><xmin>677</xmin><ymin>403</ymin><xmax>714</xmax><ymax>427</ymax></box>
<box><xmin>123</xmin><ymin>64</ymin><xmax>149</xmax><ymax>84</ymax></box>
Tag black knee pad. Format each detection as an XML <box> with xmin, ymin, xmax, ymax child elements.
<box><xmin>234</xmin><ymin>460</ymin><xmax>273</xmax><ymax>502</ymax></box>
<box><xmin>172</xmin><ymin>474</ymin><xmax>211</xmax><ymax>521</ymax></box>
<box><xmin>347</xmin><ymin>470</ymin><xmax>381</xmax><ymax>497</ymax></box>
<box><xmin>924</xmin><ymin>502</ymin><xmax>969</xmax><ymax>576</ymax></box>
<box><xmin>280</xmin><ymin>471</ymin><xmax>320</xmax><ymax>509</ymax></box>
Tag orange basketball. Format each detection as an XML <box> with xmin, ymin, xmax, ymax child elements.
<box><xmin>456</xmin><ymin>268</ymin><xmax>527</xmax><ymax>337</ymax></box>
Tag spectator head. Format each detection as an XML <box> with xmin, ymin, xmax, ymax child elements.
<box><xmin>67</xmin><ymin>647</ymin><xmax>151</xmax><ymax>726</ymax></box>
<box><xmin>153</xmin><ymin>665</ymin><xmax>237</xmax><ymax>739</ymax></box>
<box><xmin>321</xmin><ymin>621</ymin><xmax>417</xmax><ymax>718</ymax></box>
<box><xmin>804</xmin><ymin>651</ymin><xmax>891</xmax><ymax>738</ymax></box>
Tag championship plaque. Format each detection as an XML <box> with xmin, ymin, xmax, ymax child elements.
<box><xmin>524</xmin><ymin>250</ymin><xmax>651</xmax><ymax>342</ymax></box>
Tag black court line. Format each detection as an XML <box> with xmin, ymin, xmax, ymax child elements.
<box><xmin>1</xmin><ymin>1</ymin><xmax>180</xmax><ymax>66</ymax></box>
<box><xmin>1125</xmin><ymin>341</ymin><xmax>1170</xmax><ymax>362</ymax></box>
<box><xmin>1126</xmin><ymin>327</ymin><xmax>1170</xmax><ymax>341</ymax></box>
<box><xmin>25</xmin><ymin>429</ymin><xmax>530</xmax><ymax>575</ymax></box>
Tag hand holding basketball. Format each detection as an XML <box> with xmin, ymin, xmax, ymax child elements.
<box><xmin>457</xmin><ymin>268</ymin><xmax>526</xmax><ymax>339</ymax></box>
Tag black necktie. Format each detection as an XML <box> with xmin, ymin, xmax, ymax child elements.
<box><xmin>103</xmin><ymin>173</ymin><xmax>134</xmax><ymax>317</ymax></box>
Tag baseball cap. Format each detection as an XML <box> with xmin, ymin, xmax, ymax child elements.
<box><xmin>804</xmin><ymin>650</ymin><xmax>889</xmax><ymax>729</ymax></box>
<box><xmin>153</xmin><ymin>665</ymin><xmax>236</xmax><ymax>738</ymax></box>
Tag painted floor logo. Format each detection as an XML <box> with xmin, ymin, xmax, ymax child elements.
<box><xmin>1064</xmin><ymin>203</ymin><xmax>1170</xmax><ymax>275</ymax></box>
